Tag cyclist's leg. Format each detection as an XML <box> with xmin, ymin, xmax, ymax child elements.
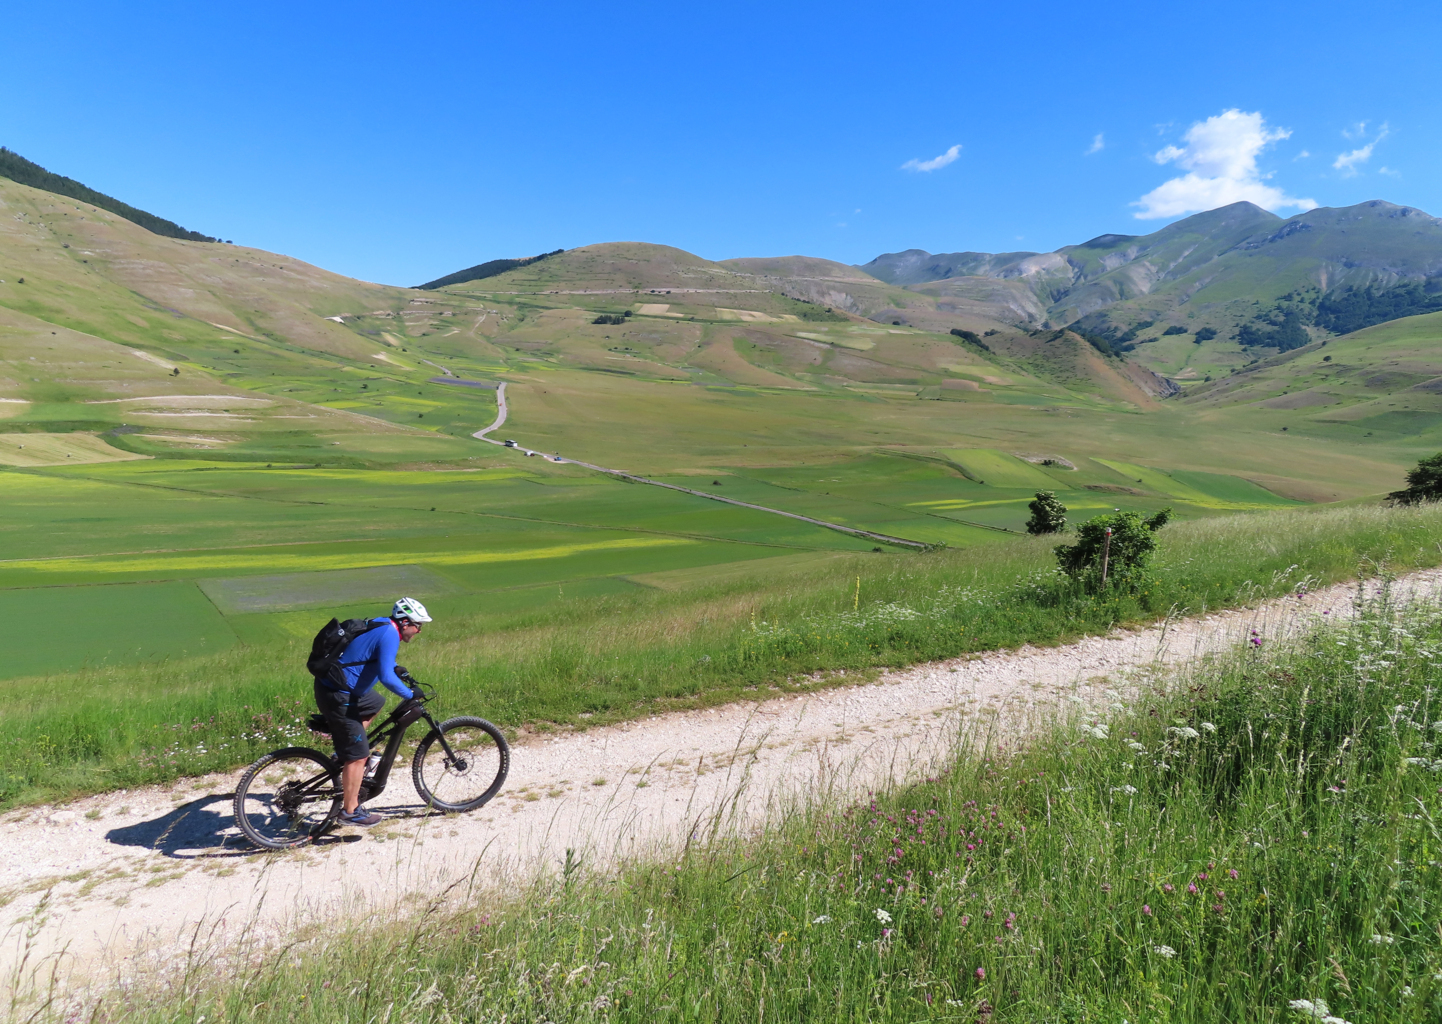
<box><xmin>316</xmin><ymin>681</ymin><xmax>372</xmax><ymax>814</ymax></box>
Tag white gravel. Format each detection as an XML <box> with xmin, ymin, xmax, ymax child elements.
<box><xmin>4</xmin><ymin>569</ymin><xmax>1437</xmax><ymax>992</ymax></box>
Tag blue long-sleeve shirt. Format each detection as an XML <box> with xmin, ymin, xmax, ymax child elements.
<box><xmin>335</xmin><ymin>618</ymin><xmax>416</xmax><ymax>699</ymax></box>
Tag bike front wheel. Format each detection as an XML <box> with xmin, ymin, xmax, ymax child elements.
<box><xmin>234</xmin><ymin>747</ymin><xmax>341</xmax><ymax>850</ymax></box>
<box><xmin>411</xmin><ymin>717</ymin><xmax>509</xmax><ymax>812</ymax></box>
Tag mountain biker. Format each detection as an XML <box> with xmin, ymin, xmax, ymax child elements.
<box><xmin>314</xmin><ymin>597</ymin><xmax>431</xmax><ymax>826</ymax></box>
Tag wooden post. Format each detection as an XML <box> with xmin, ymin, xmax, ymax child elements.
<box><xmin>1101</xmin><ymin>527</ymin><xmax>1112</xmax><ymax>586</ymax></box>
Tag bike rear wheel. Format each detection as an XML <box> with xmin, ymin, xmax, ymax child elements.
<box><xmin>411</xmin><ymin>717</ymin><xmax>509</xmax><ymax>812</ymax></box>
<box><xmin>234</xmin><ymin>747</ymin><xmax>342</xmax><ymax>850</ymax></box>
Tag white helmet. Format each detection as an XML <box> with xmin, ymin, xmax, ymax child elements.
<box><xmin>392</xmin><ymin>596</ymin><xmax>432</xmax><ymax>623</ymax></box>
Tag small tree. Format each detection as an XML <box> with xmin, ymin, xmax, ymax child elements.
<box><xmin>1026</xmin><ymin>491</ymin><xmax>1068</xmax><ymax>535</ymax></box>
<box><xmin>1054</xmin><ymin>508</ymin><xmax>1172</xmax><ymax>592</ymax></box>
<box><xmin>1388</xmin><ymin>453</ymin><xmax>1442</xmax><ymax>505</ymax></box>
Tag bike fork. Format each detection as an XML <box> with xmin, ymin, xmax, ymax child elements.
<box><xmin>423</xmin><ymin>710</ymin><xmax>464</xmax><ymax>766</ymax></box>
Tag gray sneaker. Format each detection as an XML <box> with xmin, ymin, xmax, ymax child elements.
<box><xmin>339</xmin><ymin>806</ymin><xmax>382</xmax><ymax>826</ymax></box>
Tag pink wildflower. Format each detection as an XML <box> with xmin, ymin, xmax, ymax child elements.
<box><xmin>1142</xmin><ymin>905</ymin><xmax>1152</xmax><ymax>916</ymax></box>
<box><xmin>975</xmin><ymin>967</ymin><xmax>986</xmax><ymax>980</ymax></box>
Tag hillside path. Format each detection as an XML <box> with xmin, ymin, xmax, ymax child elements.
<box><xmin>5</xmin><ymin>568</ymin><xmax>1439</xmax><ymax>989</ymax></box>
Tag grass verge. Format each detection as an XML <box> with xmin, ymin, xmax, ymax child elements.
<box><xmin>54</xmin><ymin>580</ymin><xmax>1442</xmax><ymax>1021</ymax></box>
<box><xmin>4</xmin><ymin>502</ymin><xmax>1442</xmax><ymax>807</ymax></box>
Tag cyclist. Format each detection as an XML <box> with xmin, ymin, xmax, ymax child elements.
<box><xmin>314</xmin><ymin>597</ymin><xmax>431</xmax><ymax>826</ymax></box>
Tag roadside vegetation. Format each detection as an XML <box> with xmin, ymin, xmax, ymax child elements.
<box><xmin>66</xmin><ymin>580</ymin><xmax>1442</xmax><ymax>1022</ymax></box>
<box><xmin>5</xmin><ymin>502</ymin><xmax>1442</xmax><ymax>808</ymax></box>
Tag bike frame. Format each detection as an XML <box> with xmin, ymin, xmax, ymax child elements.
<box><xmin>291</xmin><ymin>695</ymin><xmax>464</xmax><ymax>809</ymax></box>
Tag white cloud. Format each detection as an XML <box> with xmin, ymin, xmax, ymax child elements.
<box><xmin>901</xmin><ymin>144</ymin><xmax>962</xmax><ymax>173</ymax></box>
<box><xmin>1380</xmin><ymin>166</ymin><xmax>1401</xmax><ymax>178</ymax></box>
<box><xmin>1132</xmin><ymin>109</ymin><xmax>1316</xmax><ymax>219</ymax></box>
<box><xmin>1086</xmin><ymin>133</ymin><xmax>1105</xmax><ymax>155</ymax></box>
<box><xmin>1296</xmin><ymin>149</ymin><xmax>1311</xmax><ymax>159</ymax></box>
<box><xmin>1334</xmin><ymin>123</ymin><xmax>1388</xmax><ymax>177</ymax></box>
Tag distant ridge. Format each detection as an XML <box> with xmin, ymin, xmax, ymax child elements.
<box><xmin>0</xmin><ymin>147</ymin><xmax>217</xmax><ymax>243</ymax></box>
<box><xmin>416</xmin><ymin>249</ymin><xmax>565</xmax><ymax>290</ymax></box>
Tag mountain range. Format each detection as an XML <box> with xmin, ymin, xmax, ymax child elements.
<box><xmin>858</xmin><ymin>200</ymin><xmax>1442</xmax><ymax>349</ymax></box>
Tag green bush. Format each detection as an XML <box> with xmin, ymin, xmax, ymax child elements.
<box><xmin>1054</xmin><ymin>507</ymin><xmax>1172</xmax><ymax>592</ymax></box>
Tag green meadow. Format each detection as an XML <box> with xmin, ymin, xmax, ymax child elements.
<box><xmin>0</xmin><ymin>443</ymin><xmax>1305</xmax><ymax>683</ymax></box>
<box><xmin>4</xmin><ymin>502</ymin><xmax>1442</xmax><ymax>807</ymax></box>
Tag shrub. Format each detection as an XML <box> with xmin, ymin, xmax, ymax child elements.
<box><xmin>1054</xmin><ymin>508</ymin><xmax>1172</xmax><ymax>592</ymax></box>
<box><xmin>592</xmin><ymin>313</ymin><xmax>626</xmax><ymax>325</ymax></box>
<box><xmin>1388</xmin><ymin>453</ymin><xmax>1442</xmax><ymax>505</ymax></box>
<box><xmin>949</xmin><ymin>328</ymin><xmax>989</xmax><ymax>351</ymax></box>
<box><xmin>1162</xmin><ymin>324</ymin><xmax>1188</xmax><ymax>336</ymax></box>
<box><xmin>1194</xmin><ymin>327</ymin><xmax>1217</xmax><ymax>342</ymax></box>
<box><xmin>1025</xmin><ymin>491</ymin><xmax>1068</xmax><ymax>535</ymax></box>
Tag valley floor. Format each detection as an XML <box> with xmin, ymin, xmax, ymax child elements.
<box><xmin>7</xmin><ymin>568</ymin><xmax>1436</xmax><ymax>996</ymax></box>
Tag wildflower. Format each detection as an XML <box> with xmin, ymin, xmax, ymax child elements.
<box><xmin>983</xmin><ymin>909</ymin><xmax>993</xmax><ymax>919</ymax></box>
<box><xmin>1142</xmin><ymin>904</ymin><xmax>1152</xmax><ymax>916</ymax></box>
<box><xmin>1197</xmin><ymin>872</ymin><xmax>1208</xmax><ymax>881</ymax></box>
<box><xmin>1170</xmin><ymin>726</ymin><xmax>1201</xmax><ymax>740</ymax></box>
<box><xmin>1162</xmin><ymin>883</ymin><xmax>1174</xmax><ymax>893</ymax></box>
<box><xmin>874</xmin><ymin>908</ymin><xmax>892</xmax><ymax>925</ymax></box>
<box><xmin>811</xmin><ymin>915</ymin><xmax>831</xmax><ymax>925</ymax></box>
<box><xmin>1201</xmin><ymin>722</ymin><xmax>1217</xmax><ymax>733</ymax></box>
<box><xmin>1126</xmin><ymin>740</ymin><xmax>1146</xmax><ymax>752</ymax></box>
<box><xmin>1081</xmin><ymin>723</ymin><xmax>1109</xmax><ymax>740</ymax></box>
<box><xmin>1187</xmin><ymin>883</ymin><xmax>1198</xmax><ymax>894</ymax></box>
<box><xmin>959</xmin><ymin>915</ymin><xmax>970</xmax><ymax>927</ymax></box>
<box><xmin>1368</xmin><ymin>933</ymin><xmax>1394</xmax><ymax>945</ymax></box>
<box><xmin>1150</xmin><ymin>944</ymin><xmax>1176</xmax><ymax>958</ymax></box>
<box><xmin>1287</xmin><ymin>997</ymin><xmax>1352</xmax><ymax>1024</ymax></box>
<box><xmin>1228</xmin><ymin>869</ymin><xmax>1239</xmax><ymax>879</ymax></box>
<box><xmin>974</xmin><ymin>967</ymin><xmax>985</xmax><ymax>980</ymax></box>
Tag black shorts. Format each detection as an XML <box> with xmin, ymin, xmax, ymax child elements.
<box><xmin>314</xmin><ymin>681</ymin><xmax>387</xmax><ymax>764</ymax></box>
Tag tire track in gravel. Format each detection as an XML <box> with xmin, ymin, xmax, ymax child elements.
<box><xmin>4</xmin><ymin>569</ymin><xmax>1438</xmax><ymax>988</ymax></box>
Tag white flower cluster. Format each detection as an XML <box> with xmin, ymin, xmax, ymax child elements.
<box><xmin>1287</xmin><ymin>997</ymin><xmax>1351</xmax><ymax>1024</ymax></box>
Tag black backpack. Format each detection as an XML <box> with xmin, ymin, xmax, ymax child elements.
<box><xmin>307</xmin><ymin>617</ymin><xmax>386</xmax><ymax>688</ymax></box>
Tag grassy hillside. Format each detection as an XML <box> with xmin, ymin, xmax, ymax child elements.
<box><xmin>0</xmin><ymin>147</ymin><xmax>216</xmax><ymax>242</ymax></box>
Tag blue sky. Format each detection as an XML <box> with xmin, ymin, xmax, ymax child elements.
<box><xmin>2</xmin><ymin>0</ymin><xmax>1437</xmax><ymax>286</ymax></box>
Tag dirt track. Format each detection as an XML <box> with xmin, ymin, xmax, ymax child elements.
<box><xmin>4</xmin><ymin>569</ymin><xmax>1436</xmax><ymax>991</ymax></box>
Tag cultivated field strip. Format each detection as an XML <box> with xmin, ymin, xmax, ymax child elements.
<box><xmin>3</xmin><ymin>568</ymin><xmax>1437</xmax><ymax>988</ymax></box>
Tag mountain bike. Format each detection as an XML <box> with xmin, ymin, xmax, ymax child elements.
<box><xmin>233</xmin><ymin>676</ymin><xmax>509</xmax><ymax>850</ymax></box>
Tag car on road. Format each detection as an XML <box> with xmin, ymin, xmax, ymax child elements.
<box><xmin>503</xmin><ymin>439</ymin><xmax>517</xmax><ymax>447</ymax></box>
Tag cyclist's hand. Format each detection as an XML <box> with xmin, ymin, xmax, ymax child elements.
<box><xmin>408</xmin><ymin>682</ymin><xmax>427</xmax><ymax>701</ymax></box>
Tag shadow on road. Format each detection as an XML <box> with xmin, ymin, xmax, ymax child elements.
<box><xmin>105</xmin><ymin>793</ymin><xmax>430</xmax><ymax>858</ymax></box>
<box><xmin>105</xmin><ymin>794</ymin><xmax>256</xmax><ymax>859</ymax></box>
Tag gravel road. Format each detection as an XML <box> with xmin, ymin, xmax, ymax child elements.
<box><xmin>4</xmin><ymin>569</ymin><xmax>1436</xmax><ymax>991</ymax></box>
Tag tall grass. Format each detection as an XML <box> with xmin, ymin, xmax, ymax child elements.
<box><xmin>58</xmin><ymin>581</ymin><xmax>1442</xmax><ymax>1022</ymax></box>
<box><xmin>5</xmin><ymin>503</ymin><xmax>1442</xmax><ymax>807</ymax></box>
